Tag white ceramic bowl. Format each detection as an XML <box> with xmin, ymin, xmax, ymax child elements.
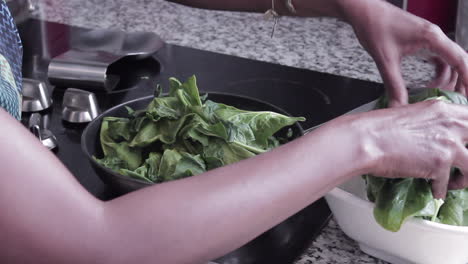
<box><xmin>325</xmin><ymin>177</ymin><xmax>468</xmax><ymax>264</ymax></box>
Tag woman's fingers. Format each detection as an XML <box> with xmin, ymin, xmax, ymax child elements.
<box><xmin>424</xmin><ymin>24</ymin><xmax>468</xmax><ymax>95</ymax></box>
<box><xmin>455</xmin><ymin>76</ymin><xmax>466</xmax><ymax>96</ymax></box>
<box><xmin>448</xmin><ymin>170</ymin><xmax>468</xmax><ymax>190</ymax></box>
<box><xmin>375</xmin><ymin>55</ymin><xmax>407</xmax><ymax>107</ymax></box>
<box><xmin>449</xmin><ymin>70</ymin><xmax>460</xmax><ymax>94</ymax></box>
<box><xmin>431</xmin><ymin>167</ymin><xmax>451</xmax><ymax>199</ymax></box>
<box><xmin>428</xmin><ymin>57</ymin><xmax>453</xmax><ymax>90</ymax></box>
<box><xmin>448</xmin><ymin>147</ymin><xmax>468</xmax><ymax>190</ymax></box>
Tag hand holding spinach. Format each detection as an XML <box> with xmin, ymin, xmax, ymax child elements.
<box><xmin>363</xmin><ymin>88</ymin><xmax>468</xmax><ymax>231</ymax></box>
<box><xmin>95</xmin><ymin>75</ymin><xmax>305</xmax><ymax>184</ymax></box>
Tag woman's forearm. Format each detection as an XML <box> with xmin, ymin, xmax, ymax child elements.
<box><xmin>0</xmin><ymin>108</ymin><xmax>375</xmax><ymax>264</ymax></box>
<box><xmin>103</xmin><ymin>113</ymin><xmax>374</xmax><ymax>264</ymax></box>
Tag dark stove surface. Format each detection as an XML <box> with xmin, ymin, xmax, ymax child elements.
<box><xmin>18</xmin><ymin>19</ymin><xmax>383</xmax><ymax>264</ymax></box>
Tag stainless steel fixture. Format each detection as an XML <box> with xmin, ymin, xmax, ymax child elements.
<box><xmin>457</xmin><ymin>0</ymin><xmax>468</xmax><ymax>50</ymax></box>
<box><xmin>21</xmin><ymin>78</ymin><xmax>52</xmax><ymax>112</ymax></box>
<box><xmin>70</xmin><ymin>29</ymin><xmax>164</xmax><ymax>59</ymax></box>
<box><xmin>48</xmin><ymin>50</ymin><xmax>121</xmax><ymax>92</ymax></box>
<box><xmin>29</xmin><ymin>113</ymin><xmax>58</xmax><ymax>150</ymax></box>
<box><xmin>48</xmin><ymin>29</ymin><xmax>164</xmax><ymax>92</ymax></box>
<box><xmin>30</xmin><ymin>125</ymin><xmax>58</xmax><ymax>150</ymax></box>
<box><xmin>62</xmin><ymin>88</ymin><xmax>100</xmax><ymax>123</ymax></box>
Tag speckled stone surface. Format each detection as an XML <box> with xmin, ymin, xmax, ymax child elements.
<box><xmin>29</xmin><ymin>0</ymin><xmax>438</xmax><ymax>263</ymax></box>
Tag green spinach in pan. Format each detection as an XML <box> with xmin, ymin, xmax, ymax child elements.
<box><xmin>95</xmin><ymin>75</ymin><xmax>305</xmax><ymax>184</ymax></box>
<box><xmin>365</xmin><ymin>88</ymin><xmax>468</xmax><ymax>232</ymax></box>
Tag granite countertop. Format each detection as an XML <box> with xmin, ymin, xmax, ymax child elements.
<box><xmin>31</xmin><ymin>0</ymin><xmax>436</xmax><ymax>263</ymax></box>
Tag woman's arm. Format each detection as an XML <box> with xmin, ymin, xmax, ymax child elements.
<box><xmin>3</xmin><ymin>99</ymin><xmax>468</xmax><ymax>264</ymax></box>
<box><xmin>0</xmin><ymin>107</ymin><xmax>370</xmax><ymax>264</ymax></box>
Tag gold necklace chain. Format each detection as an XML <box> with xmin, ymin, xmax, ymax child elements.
<box><xmin>264</xmin><ymin>0</ymin><xmax>297</xmax><ymax>38</ymax></box>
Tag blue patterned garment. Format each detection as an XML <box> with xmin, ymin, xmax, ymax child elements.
<box><xmin>0</xmin><ymin>0</ymin><xmax>22</xmax><ymax>120</ymax></box>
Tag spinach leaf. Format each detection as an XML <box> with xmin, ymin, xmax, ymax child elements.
<box><xmin>170</xmin><ymin>75</ymin><xmax>202</xmax><ymax>107</ymax></box>
<box><xmin>130</xmin><ymin>116</ymin><xmax>149</xmax><ymax>134</ymax></box>
<box><xmin>364</xmin><ymin>175</ymin><xmax>386</xmax><ymax>203</ymax></box>
<box><xmin>439</xmin><ymin>90</ymin><xmax>468</xmax><ymax>105</ymax></box>
<box><xmin>168</xmin><ymin>77</ymin><xmax>182</xmax><ymax>97</ymax></box>
<box><xmin>120</xmin><ymin>166</ymin><xmax>153</xmax><ymax>183</ymax></box>
<box><xmin>195</xmin><ymin>102</ymin><xmax>303</xmax><ymax>153</ymax></box>
<box><xmin>203</xmin><ymin>138</ymin><xmax>256</xmax><ymax>166</ymax></box>
<box><xmin>173</xmin><ymin>152</ymin><xmax>207</xmax><ymax>179</ymax></box>
<box><xmin>104</xmin><ymin>117</ymin><xmax>132</xmax><ymax>141</ymax></box>
<box><xmin>94</xmin><ymin>156</ymin><xmax>127</xmax><ymax>171</ymax></box>
<box><xmin>129</xmin><ymin>114</ymin><xmax>193</xmax><ymax>147</ymax></box>
<box><xmin>118</xmin><ymin>152</ymin><xmax>163</xmax><ymax>183</ymax></box>
<box><xmin>125</xmin><ymin>106</ymin><xmax>146</xmax><ymax>119</ymax></box>
<box><xmin>146</xmin><ymin>97</ymin><xmax>185</xmax><ymax>121</ymax></box>
<box><xmin>146</xmin><ymin>152</ymin><xmax>162</xmax><ymax>181</ymax></box>
<box><xmin>408</xmin><ymin>88</ymin><xmax>441</xmax><ymax>104</ymax></box>
<box><xmin>100</xmin><ymin>118</ymin><xmax>142</xmax><ymax>170</ymax></box>
<box><xmin>372</xmin><ymin>178</ymin><xmax>438</xmax><ymax>232</ymax></box>
<box><xmin>438</xmin><ymin>189</ymin><xmax>468</xmax><ymax>226</ymax></box>
<box><xmin>179</xmin><ymin>75</ymin><xmax>202</xmax><ymax>107</ymax></box>
<box><xmin>104</xmin><ymin>142</ymin><xmax>142</xmax><ymax>171</ymax></box>
<box><xmin>158</xmin><ymin>149</ymin><xmax>206</xmax><ymax>181</ymax></box>
<box><xmin>213</xmin><ymin>103</ymin><xmax>305</xmax><ymax>148</ymax></box>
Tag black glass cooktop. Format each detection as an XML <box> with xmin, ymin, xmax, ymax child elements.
<box><xmin>18</xmin><ymin>19</ymin><xmax>383</xmax><ymax>264</ymax></box>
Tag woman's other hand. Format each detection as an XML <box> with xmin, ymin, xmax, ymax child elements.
<box><xmin>341</xmin><ymin>0</ymin><xmax>468</xmax><ymax>107</ymax></box>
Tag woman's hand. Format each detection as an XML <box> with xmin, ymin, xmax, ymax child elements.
<box><xmin>357</xmin><ymin>100</ymin><xmax>468</xmax><ymax>198</ymax></box>
<box><xmin>341</xmin><ymin>0</ymin><xmax>468</xmax><ymax>107</ymax></box>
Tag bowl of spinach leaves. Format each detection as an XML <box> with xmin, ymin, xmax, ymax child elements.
<box><xmin>325</xmin><ymin>88</ymin><xmax>468</xmax><ymax>264</ymax></box>
<box><xmin>81</xmin><ymin>75</ymin><xmax>305</xmax><ymax>194</ymax></box>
